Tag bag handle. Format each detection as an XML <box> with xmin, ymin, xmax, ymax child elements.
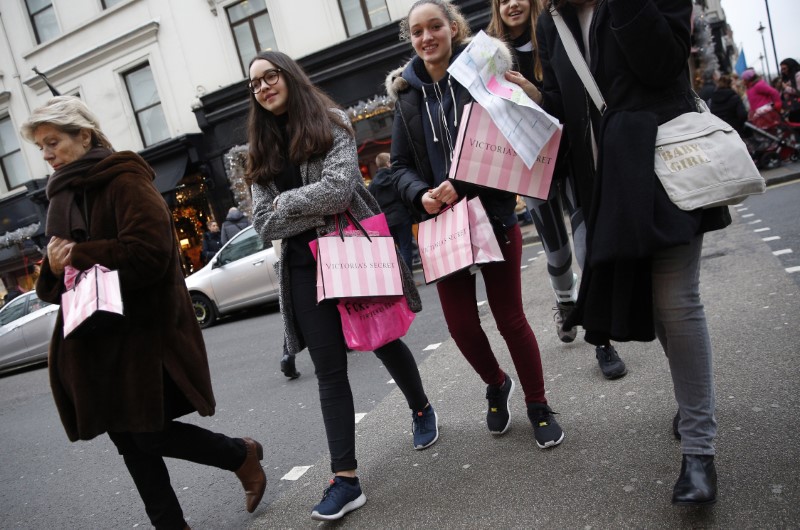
<box><xmin>334</xmin><ymin>210</ymin><xmax>372</xmax><ymax>242</ymax></box>
<box><xmin>549</xmin><ymin>6</ymin><xmax>607</xmax><ymax>115</ymax></box>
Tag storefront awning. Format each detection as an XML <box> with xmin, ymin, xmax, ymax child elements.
<box><xmin>150</xmin><ymin>153</ymin><xmax>189</xmax><ymax>194</ymax></box>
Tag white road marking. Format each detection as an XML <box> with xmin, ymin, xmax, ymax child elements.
<box><xmin>282</xmin><ymin>466</ymin><xmax>313</xmax><ymax>481</ymax></box>
<box><xmin>423</xmin><ymin>343</ymin><xmax>441</xmax><ymax>351</ymax></box>
<box><xmin>773</xmin><ymin>249</ymin><xmax>793</xmax><ymax>256</ymax></box>
<box><xmin>355</xmin><ymin>413</ymin><xmax>367</xmax><ymax>423</ymax></box>
<box><xmin>741</xmin><ymin>213</ymin><xmax>754</xmax><ymax>218</ymax></box>
<box><xmin>477</xmin><ymin>301</ymin><xmax>486</xmax><ymax>307</ymax></box>
<box><xmin>787</xmin><ymin>266</ymin><xmax>800</xmax><ymax>274</ymax></box>
<box><xmin>748</xmin><ymin>219</ymin><xmax>762</xmax><ymax>224</ymax></box>
<box><xmin>387</xmin><ymin>379</ymin><xmax>396</xmax><ymax>384</ymax></box>
<box><xmin>762</xmin><ymin>236</ymin><xmax>781</xmax><ymax>242</ymax></box>
<box><xmin>754</xmin><ymin>227</ymin><xmax>771</xmax><ymax>232</ymax></box>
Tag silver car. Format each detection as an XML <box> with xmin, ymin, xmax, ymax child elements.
<box><xmin>185</xmin><ymin>225</ymin><xmax>279</xmax><ymax>328</ymax></box>
<box><xmin>0</xmin><ymin>291</ymin><xmax>58</xmax><ymax>374</ymax></box>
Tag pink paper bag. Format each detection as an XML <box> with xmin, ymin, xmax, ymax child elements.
<box><xmin>316</xmin><ymin>235</ymin><xmax>403</xmax><ymax>302</ymax></box>
<box><xmin>417</xmin><ymin>197</ymin><xmax>504</xmax><ymax>284</ymax></box>
<box><xmin>61</xmin><ymin>264</ymin><xmax>125</xmax><ymax>338</ymax></box>
<box><xmin>448</xmin><ymin>102</ymin><xmax>561</xmax><ymax>199</ymax></box>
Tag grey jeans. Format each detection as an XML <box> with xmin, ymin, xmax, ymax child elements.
<box><xmin>652</xmin><ymin>234</ymin><xmax>716</xmax><ymax>455</ymax></box>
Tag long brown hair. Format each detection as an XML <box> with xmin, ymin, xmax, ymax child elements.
<box><xmin>486</xmin><ymin>0</ymin><xmax>544</xmax><ymax>83</ymax></box>
<box><xmin>245</xmin><ymin>51</ymin><xmax>352</xmax><ymax>187</ymax></box>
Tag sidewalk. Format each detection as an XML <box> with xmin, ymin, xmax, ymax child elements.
<box><xmin>250</xmin><ymin>164</ymin><xmax>800</xmax><ymax>529</ymax></box>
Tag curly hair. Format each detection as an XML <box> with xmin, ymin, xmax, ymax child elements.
<box><xmin>399</xmin><ymin>0</ymin><xmax>471</xmax><ymax>47</ymax></box>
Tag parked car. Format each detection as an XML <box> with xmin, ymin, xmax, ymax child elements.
<box><xmin>185</xmin><ymin>225</ymin><xmax>279</xmax><ymax>328</ymax></box>
<box><xmin>0</xmin><ymin>290</ymin><xmax>58</xmax><ymax>374</ymax></box>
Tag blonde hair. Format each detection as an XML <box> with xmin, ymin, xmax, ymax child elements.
<box><xmin>20</xmin><ymin>96</ymin><xmax>114</xmax><ymax>149</ymax></box>
<box><xmin>399</xmin><ymin>0</ymin><xmax>472</xmax><ymax>48</ymax></box>
<box><xmin>375</xmin><ymin>152</ymin><xmax>391</xmax><ymax>168</ymax></box>
<box><xmin>486</xmin><ymin>0</ymin><xmax>544</xmax><ymax>82</ymax></box>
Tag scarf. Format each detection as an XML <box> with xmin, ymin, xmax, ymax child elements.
<box><xmin>45</xmin><ymin>147</ymin><xmax>113</xmax><ymax>241</ymax></box>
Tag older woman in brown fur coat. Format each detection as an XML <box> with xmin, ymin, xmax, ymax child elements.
<box><xmin>22</xmin><ymin>96</ymin><xmax>266</xmax><ymax>530</ymax></box>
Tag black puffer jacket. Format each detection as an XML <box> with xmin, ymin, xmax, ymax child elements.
<box><xmin>386</xmin><ymin>40</ymin><xmax>517</xmax><ymax>232</ymax></box>
<box><xmin>709</xmin><ymin>87</ymin><xmax>747</xmax><ymax>134</ymax></box>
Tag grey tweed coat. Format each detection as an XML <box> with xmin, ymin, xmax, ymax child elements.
<box><xmin>251</xmin><ymin>109</ymin><xmax>422</xmax><ymax>355</ymax></box>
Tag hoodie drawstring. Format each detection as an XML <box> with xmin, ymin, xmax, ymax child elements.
<box><xmin>448</xmin><ymin>76</ymin><xmax>458</xmax><ymax>128</ymax></box>
<box><xmin>422</xmin><ymin>85</ymin><xmax>439</xmax><ymax>143</ymax></box>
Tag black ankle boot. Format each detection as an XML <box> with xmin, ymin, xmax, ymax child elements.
<box><xmin>280</xmin><ymin>353</ymin><xmax>300</xmax><ymax>379</ymax></box>
<box><xmin>672</xmin><ymin>454</ymin><xmax>717</xmax><ymax>505</ymax></box>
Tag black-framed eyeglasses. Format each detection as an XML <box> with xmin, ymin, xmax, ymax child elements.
<box><xmin>248</xmin><ymin>69</ymin><xmax>282</xmax><ymax>93</ymax></box>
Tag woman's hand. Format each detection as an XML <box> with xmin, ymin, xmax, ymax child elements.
<box><xmin>422</xmin><ymin>181</ymin><xmax>458</xmax><ymax>215</ymax></box>
<box><xmin>505</xmin><ymin>70</ymin><xmax>543</xmax><ymax>105</ymax></box>
<box><xmin>46</xmin><ymin>237</ymin><xmax>75</xmax><ymax>276</ymax></box>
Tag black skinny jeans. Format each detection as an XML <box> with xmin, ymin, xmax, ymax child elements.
<box><xmin>108</xmin><ymin>374</ymin><xmax>246</xmax><ymax>530</ymax></box>
<box><xmin>290</xmin><ymin>262</ymin><xmax>428</xmax><ymax>473</ymax></box>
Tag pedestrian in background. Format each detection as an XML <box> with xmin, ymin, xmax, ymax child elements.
<box><xmin>389</xmin><ymin>0</ymin><xmax>564</xmax><ymax>449</ymax></box>
<box><xmin>709</xmin><ymin>74</ymin><xmax>747</xmax><ymax>135</ymax></box>
<box><xmin>246</xmin><ymin>50</ymin><xmax>438</xmax><ymax>522</ymax></box>
<box><xmin>367</xmin><ymin>152</ymin><xmax>415</xmax><ymax>269</ymax></box>
<box><xmin>779</xmin><ymin>58</ymin><xmax>800</xmax><ymax>123</ymax></box>
<box><xmin>742</xmin><ymin>68</ymin><xmax>782</xmax><ymax>120</ymax></box>
<box><xmin>220</xmin><ymin>206</ymin><xmax>249</xmax><ymax>244</ymax></box>
<box><xmin>21</xmin><ymin>96</ymin><xmax>266</xmax><ymax>529</ymax></box>
<box><xmin>535</xmin><ymin>0</ymin><xmax>730</xmax><ymax>506</ymax></box>
<box><xmin>200</xmin><ymin>219</ymin><xmax>223</xmax><ymax>264</ymax></box>
<box><xmin>487</xmin><ymin>0</ymin><xmax>628</xmax><ymax>380</ymax></box>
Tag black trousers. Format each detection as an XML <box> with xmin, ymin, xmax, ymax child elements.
<box><xmin>290</xmin><ymin>263</ymin><xmax>428</xmax><ymax>473</ymax></box>
<box><xmin>108</xmin><ymin>374</ymin><xmax>246</xmax><ymax>530</ymax></box>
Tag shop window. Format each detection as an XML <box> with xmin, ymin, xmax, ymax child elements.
<box><xmin>0</xmin><ymin>116</ymin><xmax>28</xmax><ymax>190</ymax></box>
<box><xmin>101</xmin><ymin>0</ymin><xmax>126</xmax><ymax>8</ymax></box>
<box><xmin>338</xmin><ymin>0</ymin><xmax>390</xmax><ymax>37</ymax></box>
<box><xmin>227</xmin><ymin>0</ymin><xmax>278</xmax><ymax>77</ymax></box>
<box><xmin>25</xmin><ymin>0</ymin><xmax>60</xmax><ymax>44</ymax></box>
<box><xmin>123</xmin><ymin>63</ymin><xmax>170</xmax><ymax>147</ymax></box>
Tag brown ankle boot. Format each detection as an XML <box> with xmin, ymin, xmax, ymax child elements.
<box><xmin>235</xmin><ymin>437</ymin><xmax>266</xmax><ymax>513</ymax></box>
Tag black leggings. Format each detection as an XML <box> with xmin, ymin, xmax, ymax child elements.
<box><xmin>108</xmin><ymin>374</ymin><xmax>246</xmax><ymax>530</ymax></box>
<box><xmin>290</xmin><ymin>263</ymin><xmax>428</xmax><ymax>473</ymax></box>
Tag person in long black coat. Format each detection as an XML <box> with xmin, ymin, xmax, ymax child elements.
<box><xmin>531</xmin><ymin>0</ymin><xmax>730</xmax><ymax>506</ymax></box>
<box><xmin>709</xmin><ymin>75</ymin><xmax>748</xmax><ymax>135</ymax></box>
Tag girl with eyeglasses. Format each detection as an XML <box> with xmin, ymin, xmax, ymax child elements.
<box><xmin>246</xmin><ymin>51</ymin><xmax>439</xmax><ymax>522</ymax></box>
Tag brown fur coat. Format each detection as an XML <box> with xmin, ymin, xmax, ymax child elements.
<box><xmin>36</xmin><ymin>151</ymin><xmax>215</xmax><ymax>442</ymax></box>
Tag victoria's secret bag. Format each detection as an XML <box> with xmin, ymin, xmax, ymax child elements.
<box><xmin>61</xmin><ymin>265</ymin><xmax>125</xmax><ymax>338</ymax></box>
<box><xmin>550</xmin><ymin>7</ymin><xmax>765</xmax><ymax>210</ymax></box>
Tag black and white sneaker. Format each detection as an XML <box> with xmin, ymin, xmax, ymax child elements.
<box><xmin>486</xmin><ymin>374</ymin><xmax>515</xmax><ymax>435</ymax></box>
<box><xmin>527</xmin><ymin>402</ymin><xmax>565</xmax><ymax>449</ymax></box>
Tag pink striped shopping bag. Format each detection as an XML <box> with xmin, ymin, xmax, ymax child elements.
<box><xmin>61</xmin><ymin>265</ymin><xmax>125</xmax><ymax>338</ymax></box>
<box><xmin>417</xmin><ymin>197</ymin><xmax>504</xmax><ymax>284</ymax></box>
<box><xmin>316</xmin><ymin>234</ymin><xmax>403</xmax><ymax>302</ymax></box>
<box><xmin>448</xmin><ymin>102</ymin><xmax>561</xmax><ymax>199</ymax></box>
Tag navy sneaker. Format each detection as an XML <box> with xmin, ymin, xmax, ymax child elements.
<box><xmin>412</xmin><ymin>404</ymin><xmax>439</xmax><ymax>450</ymax></box>
<box><xmin>486</xmin><ymin>374</ymin><xmax>515</xmax><ymax>434</ymax></box>
<box><xmin>527</xmin><ymin>402</ymin><xmax>565</xmax><ymax>449</ymax></box>
<box><xmin>310</xmin><ymin>477</ymin><xmax>366</xmax><ymax>521</ymax></box>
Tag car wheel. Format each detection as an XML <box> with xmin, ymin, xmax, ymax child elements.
<box><xmin>191</xmin><ymin>294</ymin><xmax>217</xmax><ymax>328</ymax></box>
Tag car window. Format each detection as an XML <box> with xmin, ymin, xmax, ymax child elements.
<box><xmin>26</xmin><ymin>295</ymin><xmax>51</xmax><ymax>315</ymax></box>
<box><xmin>0</xmin><ymin>295</ymin><xmax>28</xmax><ymax>326</ymax></box>
<box><xmin>217</xmin><ymin>228</ymin><xmax>264</xmax><ymax>265</ymax></box>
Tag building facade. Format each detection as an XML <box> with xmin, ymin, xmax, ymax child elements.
<box><xmin>0</xmin><ymin>0</ymin><xmax>460</xmax><ymax>293</ymax></box>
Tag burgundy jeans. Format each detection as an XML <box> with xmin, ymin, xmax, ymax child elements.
<box><xmin>436</xmin><ymin>224</ymin><xmax>546</xmax><ymax>404</ymax></box>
